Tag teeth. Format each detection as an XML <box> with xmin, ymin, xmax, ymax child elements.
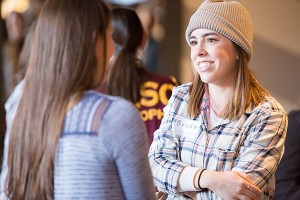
<box><xmin>199</xmin><ymin>62</ymin><xmax>212</xmax><ymax>68</ymax></box>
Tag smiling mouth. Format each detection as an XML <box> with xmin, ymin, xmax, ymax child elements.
<box><xmin>198</xmin><ymin>61</ymin><xmax>214</xmax><ymax>68</ymax></box>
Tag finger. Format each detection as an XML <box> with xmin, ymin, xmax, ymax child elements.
<box><xmin>234</xmin><ymin>171</ymin><xmax>253</xmax><ymax>184</ymax></box>
<box><xmin>233</xmin><ymin>171</ymin><xmax>261</xmax><ymax>196</ymax></box>
<box><xmin>245</xmin><ymin>183</ymin><xmax>262</xmax><ymax>197</ymax></box>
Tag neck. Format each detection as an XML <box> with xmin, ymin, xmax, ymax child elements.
<box><xmin>208</xmin><ymin>84</ymin><xmax>233</xmax><ymax>116</ymax></box>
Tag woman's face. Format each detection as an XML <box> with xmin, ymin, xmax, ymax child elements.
<box><xmin>189</xmin><ymin>29</ymin><xmax>238</xmax><ymax>87</ymax></box>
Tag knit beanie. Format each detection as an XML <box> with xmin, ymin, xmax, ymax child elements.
<box><xmin>185</xmin><ymin>0</ymin><xmax>253</xmax><ymax>60</ymax></box>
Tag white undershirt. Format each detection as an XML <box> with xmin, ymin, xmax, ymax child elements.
<box><xmin>208</xmin><ymin>106</ymin><xmax>226</xmax><ymax>130</ymax></box>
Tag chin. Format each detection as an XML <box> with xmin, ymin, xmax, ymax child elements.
<box><xmin>199</xmin><ymin>76</ymin><xmax>211</xmax><ymax>84</ymax></box>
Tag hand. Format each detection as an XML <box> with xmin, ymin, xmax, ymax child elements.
<box><xmin>201</xmin><ymin>170</ymin><xmax>262</xmax><ymax>200</ymax></box>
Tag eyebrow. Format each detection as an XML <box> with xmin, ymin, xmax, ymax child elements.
<box><xmin>189</xmin><ymin>31</ymin><xmax>219</xmax><ymax>40</ymax></box>
<box><xmin>189</xmin><ymin>35</ymin><xmax>197</xmax><ymax>40</ymax></box>
<box><xmin>202</xmin><ymin>32</ymin><xmax>218</xmax><ymax>37</ymax></box>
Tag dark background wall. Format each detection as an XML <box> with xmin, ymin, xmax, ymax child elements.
<box><xmin>251</xmin><ymin>38</ymin><xmax>300</xmax><ymax>112</ymax></box>
<box><xmin>159</xmin><ymin>0</ymin><xmax>182</xmax><ymax>80</ymax></box>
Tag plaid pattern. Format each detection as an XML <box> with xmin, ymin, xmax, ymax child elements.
<box><xmin>149</xmin><ymin>83</ymin><xmax>287</xmax><ymax>200</ymax></box>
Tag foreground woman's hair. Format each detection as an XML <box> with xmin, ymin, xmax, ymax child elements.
<box><xmin>5</xmin><ymin>0</ymin><xmax>110</xmax><ymax>199</ymax></box>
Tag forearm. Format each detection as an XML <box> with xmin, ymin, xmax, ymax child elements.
<box><xmin>178</xmin><ymin>167</ymin><xmax>203</xmax><ymax>192</ymax></box>
<box><xmin>149</xmin><ymin>152</ymin><xmax>186</xmax><ymax>193</ymax></box>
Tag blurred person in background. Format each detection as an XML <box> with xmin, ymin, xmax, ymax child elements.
<box><xmin>136</xmin><ymin>3</ymin><xmax>163</xmax><ymax>73</ymax></box>
<box><xmin>13</xmin><ymin>20</ymin><xmax>36</xmax><ymax>86</ymax></box>
<box><xmin>102</xmin><ymin>7</ymin><xmax>179</xmax><ymax>145</ymax></box>
<box><xmin>274</xmin><ymin>110</ymin><xmax>300</xmax><ymax>200</ymax></box>
<box><xmin>1</xmin><ymin>11</ymin><xmax>25</xmax><ymax>99</ymax></box>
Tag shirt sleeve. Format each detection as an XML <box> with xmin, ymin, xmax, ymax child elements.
<box><xmin>148</xmin><ymin>86</ymin><xmax>192</xmax><ymax>195</ymax></box>
<box><xmin>178</xmin><ymin>166</ymin><xmax>202</xmax><ymax>192</ymax></box>
<box><xmin>0</xmin><ymin>81</ymin><xmax>24</xmax><ymax>199</ymax></box>
<box><xmin>0</xmin><ymin>130</ymin><xmax>10</xmax><ymax>200</ymax></box>
<box><xmin>100</xmin><ymin>98</ymin><xmax>156</xmax><ymax>200</ymax></box>
<box><xmin>232</xmin><ymin>101</ymin><xmax>288</xmax><ymax>196</ymax></box>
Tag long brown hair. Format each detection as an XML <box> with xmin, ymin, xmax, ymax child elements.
<box><xmin>106</xmin><ymin>7</ymin><xmax>148</xmax><ymax>103</ymax></box>
<box><xmin>5</xmin><ymin>0</ymin><xmax>110</xmax><ymax>199</ymax></box>
<box><xmin>188</xmin><ymin>45</ymin><xmax>268</xmax><ymax>120</ymax></box>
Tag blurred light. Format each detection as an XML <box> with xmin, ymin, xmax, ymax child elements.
<box><xmin>107</xmin><ymin>0</ymin><xmax>147</xmax><ymax>6</ymax></box>
<box><xmin>1</xmin><ymin>0</ymin><xmax>29</xmax><ymax>19</ymax></box>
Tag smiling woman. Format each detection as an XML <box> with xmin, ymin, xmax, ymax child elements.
<box><xmin>148</xmin><ymin>0</ymin><xmax>288</xmax><ymax>199</ymax></box>
<box><xmin>189</xmin><ymin>29</ymin><xmax>238</xmax><ymax>94</ymax></box>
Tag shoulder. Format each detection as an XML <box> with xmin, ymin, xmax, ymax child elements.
<box><xmin>170</xmin><ymin>82</ymin><xmax>191</xmax><ymax>100</ymax></box>
<box><xmin>87</xmin><ymin>90</ymin><xmax>139</xmax><ymax>115</ymax></box>
<box><xmin>90</xmin><ymin>91</ymin><xmax>141</xmax><ymax>121</ymax></box>
<box><xmin>163</xmin><ymin>83</ymin><xmax>192</xmax><ymax>116</ymax></box>
<box><xmin>258</xmin><ymin>96</ymin><xmax>287</xmax><ymax>116</ymax></box>
<box><xmin>96</xmin><ymin>93</ymin><xmax>147</xmax><ymax>149</ymax></box>
<box><xmin>79</xmin><ymin>91</ymin><xmax>140</xmax><ymax>126</ymax></box>
<box><xmin>248</xmin><ymin>95</ymin><xmax>288</xmax><ymax>127</ymax></box>
<box><xmin>86</xmin><ymin>91</ymin><xmax>145</xmax><ymax>141</ymax></box>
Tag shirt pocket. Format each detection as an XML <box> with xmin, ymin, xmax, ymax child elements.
<box><xmin>205</xmin><ymin>147</ymin><xmax>236</xmax><ymax>172</ymax></box>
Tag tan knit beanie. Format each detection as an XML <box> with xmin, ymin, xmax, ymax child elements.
<box><xmin>185</xmin><ymin>0</ymin><xmax>253</xmax><ymax>60</ymax></box>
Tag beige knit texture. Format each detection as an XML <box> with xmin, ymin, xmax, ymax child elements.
<box><xmin>185</xmin><ymin>0</ymin><xmax>253</xmax><ymax>60</ymax></box>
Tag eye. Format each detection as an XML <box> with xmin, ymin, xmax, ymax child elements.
<box><xmin>207</xmin><ymin>38</ymin><xmax>217</xmax><ymax>43</ymax></box>
<box><xmin>189</xmin><ymin>39</ymin><xmax>198</xmax><ymax>46</ymax></box>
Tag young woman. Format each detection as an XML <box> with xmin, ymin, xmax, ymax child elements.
<box><xmin>0</xmin><ymin>0</ymin><xmax>155</xmax><ymax>199</ymax></box>
<box><xmin>103</xmin><ymin>7</ymin><xmax>178</xmax><ymax>144</ymax></box>
<box><xmin>149</xmin><ymin>0</ymin><xmax>287</xmax><ymax>199</ymax></box>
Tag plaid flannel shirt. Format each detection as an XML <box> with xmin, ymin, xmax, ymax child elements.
<box><xmin>149</xmin><ymin>83</ymin><xmax>287</xmax><ymax>200</ymax></box>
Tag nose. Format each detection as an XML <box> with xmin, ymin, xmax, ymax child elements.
<box><xmin>195</xmin><ymin>42</ymin><xmax>207</xmax><ymax>57</ymax></box>
<box><xmin>191</xmin><ymin>41</ymin><xmax>207</xmax><ymax>57</ymax></box>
